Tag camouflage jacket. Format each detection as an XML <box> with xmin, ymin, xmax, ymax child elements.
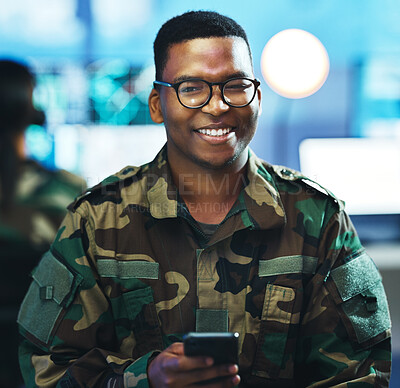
<box><xmin>18</xmin><ymin>147</ymin><xmax>391</xmax><ymax>387</ymax></box>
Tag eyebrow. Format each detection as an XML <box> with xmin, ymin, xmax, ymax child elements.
<box><xmin>172</xmin><ymin>71</ymin><xmax>251</xmax><ymax>83</ymax></box>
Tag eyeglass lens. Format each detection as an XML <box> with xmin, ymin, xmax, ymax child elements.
<box><xmin>177</xmin><ymin>78</ymin><xmax>256</xmax><ymax>108</ymax></box>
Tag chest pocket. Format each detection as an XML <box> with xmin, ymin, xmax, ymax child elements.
<box><xmin>97</xmin><ymin>259</ymin><xmax>163</xmax><ymax>358</ymax></box>
<box><xmin>251</xmin><ymin>255</ymin><xmax>316</xmax><ymax>379</ymax></box>
<box><xmin>123</xmin><ymin>287</ymin><xmax>163</xmax><ymax>358</ymax></box>
<box><xmin>252</xmin><ymin>283</ymin><xmax>296</xmax><ymax>379</ymax></box>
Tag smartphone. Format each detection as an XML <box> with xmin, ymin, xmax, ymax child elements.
<box><xmin>183</xmin><ymin>332</ymin><xmax>239</xmax><ymax>365</ymax></box>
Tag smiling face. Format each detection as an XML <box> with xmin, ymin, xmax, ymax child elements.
<box><xmin>149</xmin><ymin>37</ymin><xmax>261</xmax><ymax>172</ymax></box>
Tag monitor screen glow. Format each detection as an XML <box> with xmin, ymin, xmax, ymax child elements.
<box><xmin>299</xmin><ymin>137</ymin><xmax>400</xmax><ymax>215</ymax></box>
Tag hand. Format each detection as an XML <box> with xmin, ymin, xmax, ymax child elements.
<box><xmin>148</xmin><ymin>342</ymin><xmax>240</xmax><ymax>387</ymax></box>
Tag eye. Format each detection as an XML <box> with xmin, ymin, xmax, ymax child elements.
<box><xmin>180</xmin><ymin>86</ymin><xmax>201</xmax><ymax>93</ymax></box>
<box><xmin>179</xmin><ymin>81</ymin><xmax>207</xmax><ymax>94</ymax></box>
<box><xmin>225</xmin><ymin>79</ymin><xmax>252</xmax><ymax>91</ymax></box>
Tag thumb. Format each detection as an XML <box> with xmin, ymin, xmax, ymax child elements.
<box><xmin>168</xmin><ymin>342</ymin><xmax>184</xmax><ymax>355</ymax></box>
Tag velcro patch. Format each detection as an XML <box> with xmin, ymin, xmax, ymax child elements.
<box><xmin>342</xmin><ymin>281</ymin><xmax>391</xmax><ymax>343</ymax></box>
<box><xmin>196</xmin><ymin>309</ymin><xmax>228</xmax><ymax>332</ymax></box>
<box><xmin>98</xmin><ymin>259</ymin><xmax>159</xmax><ymax>279</ymax></box>
<box><xmin>331</xmin><ymin>252</ymin><xmax>381</xmax><ymax>301</ymax></box>
<box><xmin>17</xmin><ymin>251</ymin><xmax>82</xmax><ymax>344</ymax></box>
<box><xmin>330</xmin><ymin>252</ymin><xmax>391</xmax><ymax>343</ymax></box>
<box><xmin>259</xmin><ymin>255</ymin><xmax>318</xmax><ymax>277</ymax></box>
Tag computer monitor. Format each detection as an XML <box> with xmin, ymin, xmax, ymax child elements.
<box><xmin>299</xmin><ymin>137</ymin><xmax>400</xmax><ymax>215</ymax></box>
<box><xmin>52</xmin><ymin>124</ymin><xmax>167</xmax><ymax>186</ymax></box>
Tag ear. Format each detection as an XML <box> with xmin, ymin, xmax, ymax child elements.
<box><xmin>148</xmin><ymin>88</ymin><xmax>164</xmax><ymax>124</ymax></box>
<box><xmin>256</xmin><ymin>87</ymin><xmax>262</xmax><ymax>116</ymax></box>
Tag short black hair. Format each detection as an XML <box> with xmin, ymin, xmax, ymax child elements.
<box><xmin>153</xmin><ymin>10</ymin><xmax>252</xmax><ymax>81</ymax></box>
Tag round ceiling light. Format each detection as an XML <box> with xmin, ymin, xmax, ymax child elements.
<box><xmin>261</xmin><ymin>29</ymin><xmax>330</xmax><ymax>99</ymax></box>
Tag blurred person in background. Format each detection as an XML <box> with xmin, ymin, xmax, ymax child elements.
<box><xmin>0</xmin><ymin>59</ymin><xmax>86</xmax><ymax>388</ymax></box>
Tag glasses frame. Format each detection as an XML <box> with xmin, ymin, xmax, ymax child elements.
<box><xmin>153</xmin><ymin>77</ymin><xmax>261</xmax><ymax>109</ymax></box>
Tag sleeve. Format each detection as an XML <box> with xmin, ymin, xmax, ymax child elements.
<box><xmin>17</xmin><ymin>208</ymin><xmax>158</xmax><ymax>388</ymax></box>
<box><xmin>295</xmin><ymin>207</ymin><xmax>392</xmax><ymax>387</ymax></box>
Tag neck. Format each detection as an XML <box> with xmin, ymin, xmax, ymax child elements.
<box><xmin>168</xmin><ymin>149</ymin><xmax>248</xmax><ymax>224</ymax></box>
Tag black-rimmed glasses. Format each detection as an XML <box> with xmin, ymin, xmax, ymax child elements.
<box><xmin>153</xmin><ymin>77</ymin><xmax>260</xmax><ymax>109</ymax></box>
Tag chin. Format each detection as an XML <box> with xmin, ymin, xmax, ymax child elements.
<box><xmin>193</xmin><ymin>154</ymin><xmax>237</xmax><ymax>170</ymax></box>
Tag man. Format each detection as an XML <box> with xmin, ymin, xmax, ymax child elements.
<box><xmin>18</xmin><ymin>11</ymin><xmax>391</xmax><ymax>387</ymax></box>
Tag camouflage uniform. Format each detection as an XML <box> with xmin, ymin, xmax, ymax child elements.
<box><xmin>18</xmin><ymin>147</ymin><xmax>391</xmax><ymax>387</ymax></box>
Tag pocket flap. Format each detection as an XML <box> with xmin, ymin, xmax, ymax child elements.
<box><xmin>341</xmin><ymin>281</ymin><xmax>391</xmax><ymax>343</ymax></box>
<box><xmin>32</xmin><ymin>251</ymin><xmax>75</xmax><ymax>305</ymax></box>
<box><xmin>122</xmin><ymin>287</ymin><xmax>155</xmax><ymax>321</ymax></box>
<box><xmin>18</xmin><ymin>251</ymin><xmax>82</xmax><ymax>345</ymax></box>
<box><xmin>330</xmin><ymin>252</ymin><xmax>391</xmax><ymax>344</ymax></box>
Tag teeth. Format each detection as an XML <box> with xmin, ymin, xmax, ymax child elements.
<box><xmin>198</xmin><ymin>128</ymin><xmax>231</xmax><ymax>136</ymax></box>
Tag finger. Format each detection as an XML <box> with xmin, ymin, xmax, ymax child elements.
<box><xmin>166</xmin><ymin>353</ymin><xmax>214</xmax><ymax>372</ymax></box>
<box><xmin>167</xmin><ymin>341</ymin><xmax>185</xmax><ymax>355</ymax></box>
<box><xmin>159</xmin><ymin>343</ymin><xmax>213</xmax><ymax>373</ymax></box>
<box><xmin>166</xmin><ymin>342</ymin><xmax>213</xmax><ymax>362</ymax></box>
<box><xmin>175</xmin><ymin>364</ymin><xmax>239</xmax><ymax>386</ymax></box>
<box><xmin>187</xmin><ymin>374</ymin><xmax>240</xmax><ymax>388</ymax></box>
<box><xmin>167</xmin><ymin>342</ymin><xmax>215</xmax><ymax>369</ymax></box>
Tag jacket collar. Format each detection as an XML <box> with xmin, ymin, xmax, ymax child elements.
<box><xmin>143</xmin><ymin>146</ymin><xmax>286</xmax><ymax>230</ymax></box>
<box><xmin>145</xmin><ymin>146</ymin><xmax>178</xmax><ymax>219</ymax></box>
<box><xmin>242</xmin><ymin>150</ymin><xmax>286</xmax><ymax>231</ymax></box>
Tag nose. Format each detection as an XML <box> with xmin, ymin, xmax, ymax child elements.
<box><xmin>201</xmin><ymin>86</ymin><xmax>230</xmax><ymax>115</ymax></box>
